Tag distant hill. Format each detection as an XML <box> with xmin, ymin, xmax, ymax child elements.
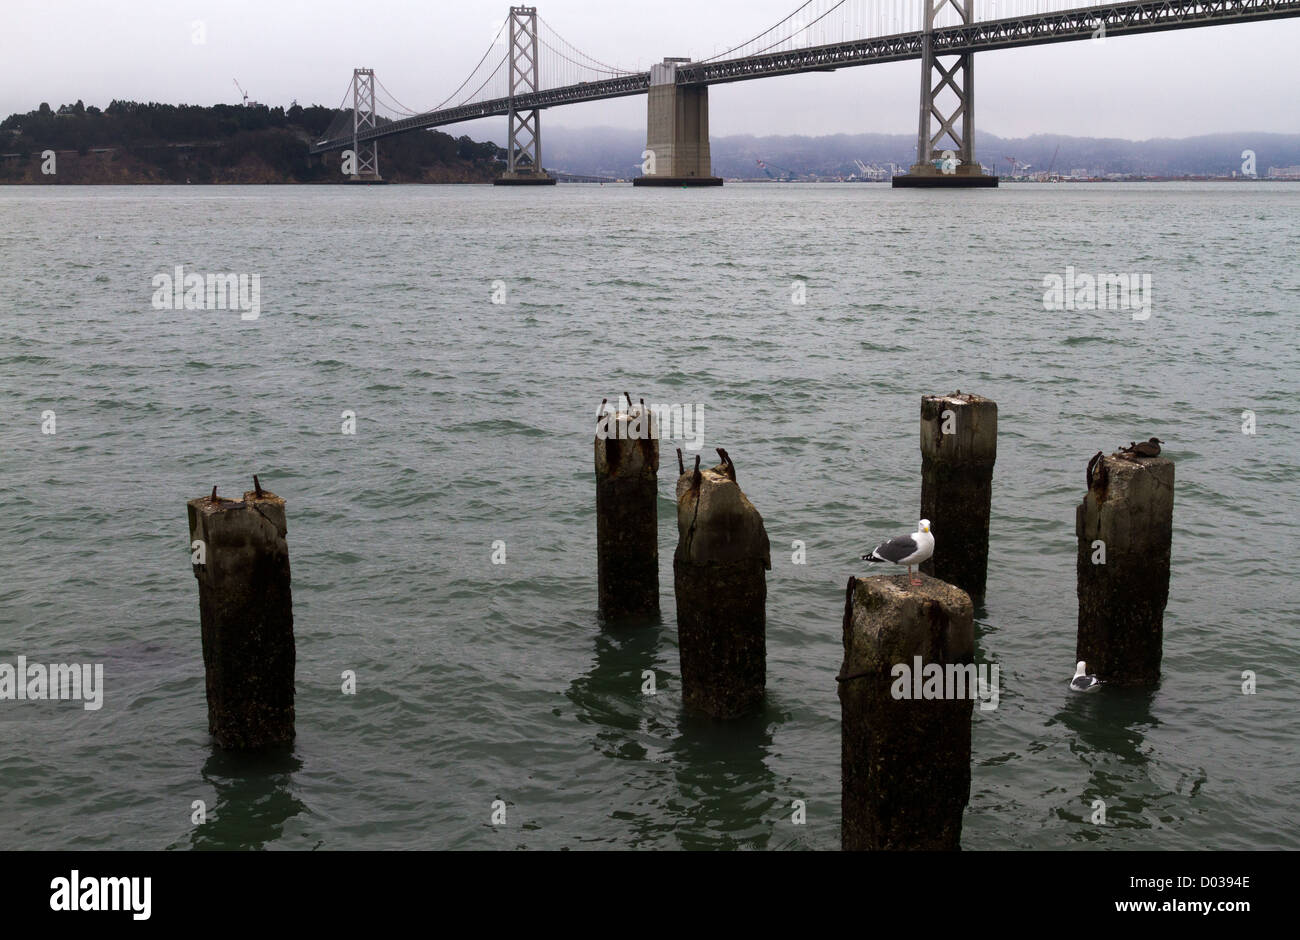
<box><xmin>538</xmin><ymin>126</ymin><xmax>1300</xmax><ymax>179</ymax></box>
<box><xmin>0</xmin><ymin>100</ymin><xmax>504</xmax><ymax>183</ymax></box>
<box><xmin>8</xmin><ymin>102</ymin><xmax>1295</xmax><ymax>182</ymax></box>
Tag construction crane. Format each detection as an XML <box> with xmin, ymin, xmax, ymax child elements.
<box><xmin>1047</xmin><ymin>143</ymin><xmax>1061</xmax><ymax>179</ymax></box>
<box><xmin>756</xmin><ymin>158</ymin><xmax>796</xmax><ymax>181</ymax></box>
<box><xmin>233</xmin><ymin>79</ymin><xmax>250</xmax><ymax>107</ymax></box>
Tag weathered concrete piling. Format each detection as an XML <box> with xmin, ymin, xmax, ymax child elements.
<box><xmin>919</xmin><ymin>392</ymin><xmax>997</xmax><ymax>600</ymax></box>
<box><xmin>673</xmin><ymin>449</ymin><xmax>770</xmax><ymax>717</ymax></box>
<box><xmin>839</xmin><ymin>574</ymin><xmax>975</xmax><ymax>851</ymax></box>
<box><xmin>594</xmin><ymin>395</ymin><xmax>660</xmax><ymax>619</ymax></box>
<box><xmin>1076</xmin><ymin>452</ymin><xmax>1174</xmax><ymax>687</ymax></box>
<box><xmin>187</xmin><ymin>479</ymin><xmax>295</xmax><ymax>749</ymax></box>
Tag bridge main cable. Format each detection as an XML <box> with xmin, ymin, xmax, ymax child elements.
<box><xmin>310</xmin><ymin>0</ymin><xmax>1300</xmax><ymax>155</ymax></box>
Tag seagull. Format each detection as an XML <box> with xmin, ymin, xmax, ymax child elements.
<box><xmin>1070</xmin><ymin>661</ymin><xmax>1100</xmax><ymax>692</ymax></box>
<box><xmin>862</xmin><ymin>519</ymin><xmax>934</xmax><ymax>586</ymax></box>
<box><xmin>1120</xmin><ymin>437</ymin><xmax>1164</xmax><ymax>458</ymax></box>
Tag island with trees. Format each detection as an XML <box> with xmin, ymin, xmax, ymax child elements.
<box><xmin>0</xmin><ymin>100</ymin><xmax>505</xmax><ymax>183</ymax></box>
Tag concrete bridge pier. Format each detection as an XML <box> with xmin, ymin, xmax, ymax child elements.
<box><xmin>633</xmin><ymin>59</ymin><xmax>722</xmax><ymax>187</ymax></box>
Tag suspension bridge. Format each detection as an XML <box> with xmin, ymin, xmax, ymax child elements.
<box><xmin>308</xmin><ymin>0</ymin><xmax>1300</xmax><ymax>187</ymax></box>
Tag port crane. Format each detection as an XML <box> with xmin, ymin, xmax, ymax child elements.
<box><xmin>852</xmin><ymin>159</ymin><xmax>891</xmax><ymax>181</ymax></box>
<box><xmin>1004</xmin><ymin>156</ymin><xmax>1031</xmax><ymax>177</ymax></box>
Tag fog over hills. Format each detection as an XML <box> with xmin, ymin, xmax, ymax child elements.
<box><xmin>526</xmin><ymin>126</ymin><xmax>1300</xmax><ymax>178</ymax></box>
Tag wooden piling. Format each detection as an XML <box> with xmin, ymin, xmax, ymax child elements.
<box><xmin>919</xmin><ymin>392</ymin><xmax>997</xmax><ymax>600</ymax></box>
<box><xmin>1076</xmin><ymin>452</ymin><xmax>1174</xmax><ymax>687</ymax></box>
<box><xmin>594</xmin><ymin>397</ymin><xmax>660</xmax><ymax>619</ymax></box>
<box><xmin>673</xmin><ymin>449</ymin><xmax>770</xmax><ymax>718</ymax></box>
<box><xmin>187</xmin><ymin>482</ymin><xmax>295</xmax><ymax>749</ymax></box>
<box><xmin>839</xmin><ymin>574</ymin><xmax>975</xmax><ymax>850</ymax></box>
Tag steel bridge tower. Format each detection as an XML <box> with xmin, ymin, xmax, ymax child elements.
<box><xmin>495</xmin><ymin>6</ymin><xmax>556</xmax><ymax>185</ymax></box>
<box><xmin>348</xmin><ymin>68</ymin><xmax>382</xmax><ymax>182</ymax></box>
<box><xmin>894</xmin><ymin>0</ymin><xmax>996</xmax><ymax>187</ymax></box>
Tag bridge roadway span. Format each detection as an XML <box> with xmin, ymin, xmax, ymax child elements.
<box><xmin>310</xmin><ymin>0</ymin><xmax>1300</xmax><ymax>153</ymax></box>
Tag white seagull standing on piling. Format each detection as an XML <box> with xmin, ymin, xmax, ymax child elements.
<box><xmin>1070</xmin><ymin>661</ymin><xmax>1100</xmax><ymax>692</ymax></box>
<box><xmin>862</xmin><ymin>519</ymin><xmax>934</xmax><ymax>586</ymax></box>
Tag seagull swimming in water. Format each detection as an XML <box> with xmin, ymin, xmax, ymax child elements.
<box><xmin>862</xmin><ymin>519</ymin><xmax>934</xmax><ymax>586</ymax></box>
<box><xmin>1070</xmin><ymin>661</ymin><xmax>1100</xmax><ymax>692</ymax></box>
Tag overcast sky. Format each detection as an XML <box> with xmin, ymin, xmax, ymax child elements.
<box><xmin>3</xmin><ymin>0</ymin><xmax>1298</xmax><ymax>141</ymax></box>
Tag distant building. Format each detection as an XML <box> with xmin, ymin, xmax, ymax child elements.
<box><xmin>1267</xmin><ymin>165</ymin><xmax>1300</xmax><ymax>179</ymax></box>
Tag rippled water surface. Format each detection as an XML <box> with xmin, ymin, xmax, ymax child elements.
<box><xmin>1</xmin><ymin>182</ymin><xmax>1297</xmax><ymax>850</ymax></box>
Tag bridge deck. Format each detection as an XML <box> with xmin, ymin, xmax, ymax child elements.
<box><xmin>310</xmin><ymin>0</ymin><xmax>1300</xmax><ymax>153</ymax></box>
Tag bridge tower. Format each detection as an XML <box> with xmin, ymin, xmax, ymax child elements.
<box><xmin>495</xmin><ymin>6</ymin><xmax>556</xmax><ymax>185</ymax></box>
<box><xmin>348</xmin><ymin>68</ymin><xmax>382</xmax><ymax>183</ymax></box>
<box><xmin>894</xmin><ymin>0</ymin><xmax>996</xmax><ymax>187</ymax></box>
<box><xmin>633</xmin><ymin>59</ymin><xmax>722</xmax><ymax>187</ymax></box>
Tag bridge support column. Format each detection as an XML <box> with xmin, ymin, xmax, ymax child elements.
<box><xmin>893</xmin><ymin>0</ymin><xmax>996</xmax><ymax>188</ymax></box>
<box><xmin>495</xmin><ymin>6</ymin><xmax>556</xmax><ymax>186</ymax></box>
<box><xmin>634</xmin><ymin>59</ymin><xmax>722</xmax><ymax>187</ymax></box>
<box><xmin>347</xmin><ymin>68</ymin><xmax>383</xmax><ymax>183</ymax></box>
